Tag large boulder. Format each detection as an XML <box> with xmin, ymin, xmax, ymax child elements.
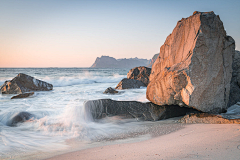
<box><xmin>84</xmin><ymin>99</ymin><xmax>200</xmax><ymax>121</ymax></box>
<box><xmin>115</xmin><ymin>78</ymin><xmax>146</xmax><ymax>90</ymax></box>
<box><xmin>1</xmin><ymin>73</ymin><xmax>53</xmax><ymax>94</ymax></box>
<box><xmin>228</xmin><ymin>50</ymin><xmax>240</xmax><ymax>106</ymax></box>
<box><xmin>147</xmin><ymin>11</ymin><xmax>235</xmax><ymax>113</ymax></box>
<box><xmin>127</xmin><ymin>66</ymin><xmax>151</xmax><ymax>86</ymax></box>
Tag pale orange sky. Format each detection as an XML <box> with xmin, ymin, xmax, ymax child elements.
<box><xmin>0</xmin><ymin>0</ymin><xmax>239</xmax><ymax>68</ymax></box>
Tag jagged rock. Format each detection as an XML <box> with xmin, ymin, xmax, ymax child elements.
<box><xmin>7</xmin><ymin>112</ymin><xmax>34</xmax><ymax>126</ymax></box>
<box><xmin>179</xmin><ymin>113</ymin><xmax>240</xmax><ymax>124</ymax></box>
<box><xmin>103</xmin><ymin>87</ymin><xmax>118</xmax><ymax>94</ymax></box>
<box><xmin>147</xmin><ymin>53</ymin><xmax>159</xmax><ymax>68</ymax></box>
<box><xmin>1</xmin><ymin>73</ymin><xmax>53</xmax><ymax>94</ymax></box>
<box><xmin>127</xmin><ymin>66</ymin><xmax>151</xmax><ymax>86</ymax></box>
<box><xmin>147</xmin><ymin>11</ymin><xmax>235</xmax><ymax>113</ymax></box>
<box><xmin>229</xmin><ymin>50</ymin><xmax>240</xmax><ymax>106</ymax></box>
<box><xmin>84</xmin><ymin>99</ymin><xmax>200</xmax><ymax>121</ymax></box>
<box><xmin>115</xmin><ymin>78</ymin><xmax>146</xmax><ymax>90</ymax></box>
<box><xmin>11</xmin><ymin>92</ymin><xmax>34</xmax><ymax>99</ymax></box>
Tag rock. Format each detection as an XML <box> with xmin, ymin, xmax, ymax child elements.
<box><xmin>127</xmin><ymin>66</ymin><xmax>151</xmax><ymax>86</ymax></box>
<box><xmin>103</xmin><ymin>87</ymin><xmax>118</xmax><ymax>94</ymax></box>
<box><xmin>91</xmin><ymin>56</ymin><xmax>150</xmax><ymax>68</ymax></box>
<box><xmin>84</xmin><ymin>99</ymin><xmax>200</xmax><ymax>121</ymax></box>
<box><xmin>179</xmin><ymin>113</ymin><xmax>240</xmax><ymax>124</ymax></box>
<box><xmin>147</xmin><ymin>53</ymin><xmax>159</xmax><ymax>68</ymax></box>
<box><xmin>0</xmin><ymin>81</ymin><xmax>9</xmax><ymax>90</ymax></box>
<box><xmin>220</xmin><ymin>102</ymin><xmax>240</xmax><ymax>119</ymax></box>
<box><xmin>7</xmin><ymin>112</ymin><xmax>34</xmax><ymax>126</ymax></box>
<box><xmin>1</xmin><ymin>73</ymin><xmax>53</xmax><ymax>94</ymax></box>
<box><xmin>147</xmin><ymin>11</ymin><xmax>235</xmax><ymax>113</ymax></box>
<box><xmin>115</xmin><ymin>78</ymin><xmax>146</xmax><ymax>90</ymax></box>
<box><xmin>228</xmin><ymin>50</ymin><xmax>240</xmax><ymax>106</ymax></box>
<box><xmin>11</xmin><ymin>92</ymin><xmax>34</xmax><ymax>99</ymax></box>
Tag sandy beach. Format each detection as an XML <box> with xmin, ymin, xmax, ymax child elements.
<box><xmin>46</xmin><ymin>124</ymin><xmax>240</xmax><ymax>160</ymax></box>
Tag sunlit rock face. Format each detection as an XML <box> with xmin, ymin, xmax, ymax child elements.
<box><xmin>1</xmin><ymin>73</ymin><xmax>53</xmax><ymax>94</ymax></box>
<box><xmin>147</xmin><ymin>11</ymin><xmax>235</xmax><ymax>113</ymax></box>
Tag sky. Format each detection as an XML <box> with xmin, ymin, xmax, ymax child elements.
<box><xmin>0</xmin><ymin>0</ymin><xmax>239</xmax><ymax>68</ymax></box>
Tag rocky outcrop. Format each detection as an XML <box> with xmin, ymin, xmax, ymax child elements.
<box><xmin>90</xmin><ymin>56</ymin><xmax>150</xmax><ymax>68</ymax></box>
<box><xmin>11</xmin><ymin>92</ymin><xmax>34</xmax><ymax>99</ymax></box>
<box><xmin>179</xmin><ymin>113</ymin><xmax>240</xmax><ymax>124</ymax></box>
<box><xmin>103</xmin><ymin>87</ymin><xmax>118</xmax><ymax>94</ymax></box>
<box><xmin>147</xmin><ymin>11</ymin><xmax>235</xmax><ymax>113</ymax></box>
<box><xmin>147</xmin><ymin>53</ymin><xmax>159</xmax><ymax>68</ymax></box>
<box><xmin>228</xmin><ymin>50</ymin><xmax>240</xmax><ymax>106</ymax></box>
<box><xmin>127</xmin><ymin>66</ymin><xmax>151</xmax><ymax>86</ymax></box>
<box><xmin>1</xmin><ymin>73</ymin><xmax>53</xmax><ymax>94</ymax></box>
<box><xmin>7</xmin><ymin>112</ymin><xmax>34</xmax><ymax>126</ymax></box>
<box><xmin>115</xmin><ymin>78</ymin><xmax>146</xmax><ymax>90</ymax></box>
<box><xmin>84</xmin><ymin>99</ymin><xmax>200</xmax><ymax>121</ymax></box>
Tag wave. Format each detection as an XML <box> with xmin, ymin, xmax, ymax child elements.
<box><xmin>42</xmin><ymin>74</ymin><xmax>125</xmax><ymax>87</ymax></box>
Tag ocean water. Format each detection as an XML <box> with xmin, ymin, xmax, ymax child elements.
<box><xmin>0</xmin><ymin>68</ymin><xmax>185</xmax><ymax>159</ymax></box>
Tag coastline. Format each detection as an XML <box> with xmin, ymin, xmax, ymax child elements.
<box><xmin>46</xmin><ymin>123</ymin><xmax>240</xmax><ymax>160</ymax></box>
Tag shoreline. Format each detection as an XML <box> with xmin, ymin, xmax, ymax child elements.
<box><xmin>46</xmin><ymin>123</ymin><xmax>240</xmax><ymax>160</ymax></box>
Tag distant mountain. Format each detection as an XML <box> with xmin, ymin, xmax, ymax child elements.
<box><xmin>147</xmin><ymin>53</ymin><xmax>159</xmax><ymax>68</ymax></box>
<box><xmin>90</xmin><ymin>56</ymin><xmax>151</xmax><ymax>68</ymax></box>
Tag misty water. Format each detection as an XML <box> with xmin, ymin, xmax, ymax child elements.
<box><xmin>0</xmin><ymin>68</ymin><xmax>185</xmax><ymax>159</ymax></box>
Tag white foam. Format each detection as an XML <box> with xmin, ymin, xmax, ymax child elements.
<box><xmin>41</xmin><ymin>75</ymin><xmax>126</xmax><ymax>87</ymax></box>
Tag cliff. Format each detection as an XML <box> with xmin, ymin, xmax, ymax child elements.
<box><xmin>90</xmin><ymin>56</ymin><xmax>151</xmax><ymax>68</ymax></box>
<box><xmin>147</xmin><ymin>53</ymin><xmax>159</xmax><ymax>68</ymax></box>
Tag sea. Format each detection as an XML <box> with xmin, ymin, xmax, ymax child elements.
<box><xmin>0</xmin><ymin>68</ymin><xmax>185</xmax><ymax>160</ymax></box>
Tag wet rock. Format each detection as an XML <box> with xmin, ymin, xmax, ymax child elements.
<box><xmin>127</xmin><ymin>66</ymin><xmax>151</xmax><ymax>86</ymax></box>
<box><xmin>147</xmin><ymin>11</ymin><xmax>235</xmax><ymax>113</ymax></box>
<box><xmin>1</xmin><ymin>73</ymin><xmax>53</xmax><ymax>94</ymax></box>
<box><xmin>103</xmin><ymin>87</ymin><xmax>118</xmax><ymax>94</ymax></box>
<box><xmin>11</xmin><ymin>92</ymin><xmax>34</xmax><ymax>99</ymax></box>
<box><xmin>179</xmin><ymin>113</ymin><xmax>240</xmax><ymax>124</ymax></box>
<box><xmin>7</xmin><ymin>112</ymin><xmax>34</xmax><ymax>126</ymax></box>
<box><xmin>115</xmin><ymin>78</ymin><xmax>146</xmax><ymax>90</ymax></box>
<box><xmin>84</xmin><ymin>99</ymin><xmax>200</xmax><ymax>121</ymax></box>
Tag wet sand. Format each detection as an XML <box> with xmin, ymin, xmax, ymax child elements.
<box><xmin>46</xmin><ymin>123</ymin><xmax>240</xmax><ymax>160</ymax></box>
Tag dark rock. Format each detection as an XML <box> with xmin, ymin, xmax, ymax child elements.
<box><xmin>84</xmin><ymin>99</ymin><xmax>200</xmax><ymax>121</ymax></box>
<box><xmin>1</xmin><ymin>73</ymin><xmax>53</xmax><ymax>94</ymax></box>
<box><xmin>7</xmin><ymin>112</ymin><xmax>34</xmax><ymax>126</ymax></box>
<box><xmin>115</xmin><ymin>78</ymin><xmax>146</xmax><ymax>90</ymax></box>
<box><xmin>179</xmin><ymin>113</ymin><xmax>240</xmax><ymax>124</ymax></box>
<box><xmin>229</xmin><ymin>50</ymin><xmax>240</xmax><ymax>107</ymax></box>
<box><xmin>11</xmin><ymin>92</ymin><xmax>34</xmax><ymax>99</ymax></box>
<box><xmin>127</xmin><ymin>66</ymin><xmax>151</xmax><ymax>86</ymax></box>
<box><xmin>103</xmin><ymin>87</ymin><xmax>118</xmax><ymax>94</ymax></box>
